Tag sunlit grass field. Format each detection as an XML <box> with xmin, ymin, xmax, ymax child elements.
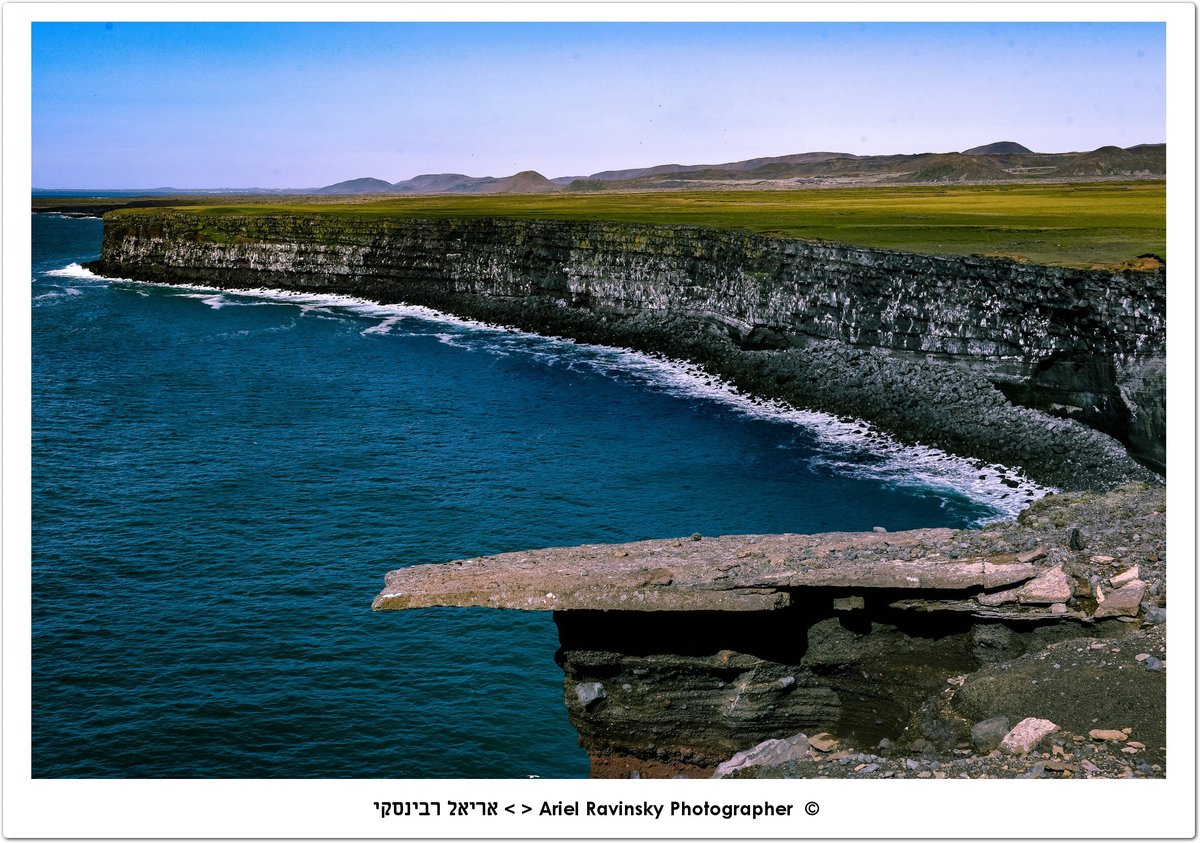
<box><xmin>154</xmin><ymin>181</ymin><xmax>1163</xmax><ymax>269</ymax></box>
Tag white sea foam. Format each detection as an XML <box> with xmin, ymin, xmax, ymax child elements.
<box><xmin>178</xmin><ymin>293</ymin><xmax>230</xmax><ymax>309</ymax></box>
<box><xmin>361</xmin><ymin>316</ymin><xmax>404</xmax><ymax>336</ymax></box>
<box><xmin>180</xmin><ymin>292</ymin><xmax>281</xmax><ymax>310</ymax></box>
<box><xmin>84</xmin><ymin>267</ymin><xmax>1052</xmax><ymax>521</ymax></box>
<box><xmin>45</xmin><ymin>262</ymin><xmax>100</xmax><ymax>279</ymax></box>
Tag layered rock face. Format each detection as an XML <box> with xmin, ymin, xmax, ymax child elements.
<box><xmin>374</xmin><ymin>483</ymin><xmax>1166</xmax><ymax>777</ymax></box>
<box><xmin>88</xmin><ymin>212</ymin><xmax>1165</xmax><ymax>477</ymax></box>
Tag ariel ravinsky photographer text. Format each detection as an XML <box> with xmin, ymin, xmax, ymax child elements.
<box><xmin>539</xmin><ymin>800</ymin><xmax>796</xmax><ymax>820</ymax></box>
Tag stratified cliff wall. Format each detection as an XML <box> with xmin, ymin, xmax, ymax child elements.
<box><xmin>88</xmin><ymin>211</ymin><xmax>1165</xmax><ymax>485</ymax></box>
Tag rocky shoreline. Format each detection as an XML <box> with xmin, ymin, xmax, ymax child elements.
<box><xmin>333</xmin><ymin>293</ymin><xmax>1158</xmax><ymax>493</ymax></box>
<box><xmin>376</xmin><ymin>482</ymin><xmax>1167</xmax><ymax>779</ymax></box>
<box><xmin>722</xmin><ymin>616</ymin><xmax>1166</xmax><ymax>780</ymax></box>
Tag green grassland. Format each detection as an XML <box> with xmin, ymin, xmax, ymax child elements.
<box><xmin>156</xmin><ymin>181</ymin><xmax>1164</xmax><ymax>269</ymax></box>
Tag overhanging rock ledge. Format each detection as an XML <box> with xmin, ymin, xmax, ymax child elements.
<box><xmin>372</xmin><ymin>483</ymin><xmax>1166</xmax><ymax>777</ymax></box>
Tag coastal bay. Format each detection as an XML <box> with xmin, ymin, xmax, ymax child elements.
<box><xmin>72</xmin><ymin>202</ymin><xmax>1168</xmax><ymax>778</ymax></box>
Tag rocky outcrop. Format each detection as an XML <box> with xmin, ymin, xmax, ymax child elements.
<box><xmin>373</xmin><ymin>483</ymin><xmax>1166</xmax><ymax>777</ymax></box>
<box><xmin>86</xmin><ymin>211</ymin><xmax>1166</xmax><ymax>483</ymax></box>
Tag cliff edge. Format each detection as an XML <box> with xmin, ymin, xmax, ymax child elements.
<box><xmin>86</xmin><ymin>212</ymin><xmax>1165</xmax><ymax>488</ymax></box>
<box><xmin>373</xmin><ymin>483</ymin><xmax>1166</xmax><ymax>778</ymax></box>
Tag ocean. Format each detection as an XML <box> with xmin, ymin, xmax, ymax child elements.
<box><xmin>30</xmin><ymin>212</ymin><xmax>1038</xmax><ymax>778</ymax></box>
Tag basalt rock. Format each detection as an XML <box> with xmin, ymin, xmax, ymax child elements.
<box><xmin>86</xmin><ymin>212</ymin><xmax>1165</xmax><ymax>487</ymax></box>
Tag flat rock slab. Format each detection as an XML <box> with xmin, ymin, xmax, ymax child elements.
<box><xmin>372</xmin><ymin>528</ymin><xmax>1040</xmax><ymax>612</ymax></box>
<box><xmin>371</xmin><ymin>483</ymin><xmax>1165</xmax><ymax>617</ymax></box>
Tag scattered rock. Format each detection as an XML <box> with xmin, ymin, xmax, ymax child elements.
<box><xmin>1019</xmin><ymin>762</ymin><xmax>1046</xmax><ymax>779</ymax></box>
<box><xmin>1016</xmin><ymin>564</ymin><xmax>1073</xmax><ymax>604</ymax></box>
<box><xmin>1088</xmin><ymin>729</ymin><xmax>1127</xmax><ymax>742</ymax></box>
<box><xmin>712</xmin><ymin>733</ymin><xmax>810</xmax><ymax>778</ymax></box>
<box><xmin>809</xmin><ymin>734</ymin><xmax>838</xmax><ymax>752</ymax></box>
<box><xmin>1143</xmin><ymin>606</ymin><xmax>1166</xmax><ymax>625</ymax></box>
<box><xmin>1016</xmin><ymin>547</ymin><xmax>1047</xmax><ymax>564</ymax></box>
<box><xmin>1093</xmin><ymin>580</ymin><xmax>1147</xmax><ymax>618</ymax></box>
<box><xmin>1069</xmin><ymin>528</ymin><xmax>1085</xmax><ymax>551</ymax></box>
<box><xmin>1109</xmin><ymin>565</ymin><xmax>1139</xmax><ymax>588</ymax></box>
<box><xmin>971</xmin><ymin>716</ymin><xmax>1011</xmax><ymax>753</ymax></box>
<box><xmin>872</xmin><ymin>526</ymin><xmax>887</xmax><ymax>533</ymax></box>
<box><xmin>1143</xmin><ymin>656</ymin><xmax>1163</xmax><ymax>671</ymax></box>
<box><xmin>575</xmin><ymin>681</ymin><xmax>607</xmax><ymax>709</ymax></box>
<box><xmin>1000</xmin><ymin>718</ymin><xmax>1058</xmax><ymax>755</ymax></box>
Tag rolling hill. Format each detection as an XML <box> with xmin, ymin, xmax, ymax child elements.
<box><xmin>297</xmin><ymin>142</ymin><xmax>1166</xmax><ymax>195</ymax></box>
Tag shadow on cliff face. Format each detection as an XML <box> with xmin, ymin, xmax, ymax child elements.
<box><xmin>551</xmin><ymin>595</ymin><xmax>1096</xmax><ymax>777</ymax></box>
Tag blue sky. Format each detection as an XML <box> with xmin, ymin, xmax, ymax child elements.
<box><xmin>31</xmin><ymin>21</ymin><xmax>1165</xmax><ymax>189</ymax></box>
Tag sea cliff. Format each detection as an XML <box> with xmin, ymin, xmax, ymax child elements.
<box><xmin>87</xmin><ymin>211</ymin><xmax>1164</xmax><ymax>488</ymax></box>
<box><xmin>85</xmin><ymin>209</ymin><xmax>1168</xmax><ymax>778</ymax></box>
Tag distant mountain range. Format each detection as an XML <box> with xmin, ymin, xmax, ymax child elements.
<box><xmin>34</xmin><ymin>142</ymin><xmax>1166</xmax><ymax>197</ymax></box>
<box><xmin>316</xmin><ymin>142</ymin><xmax>1164</xmax><ymax>195</ymax></box>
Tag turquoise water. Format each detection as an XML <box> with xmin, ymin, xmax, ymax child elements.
<box><xmin>31</xmin><ymin>213</ymin><xmax>1019</xmax><ymax>778</ymax></box>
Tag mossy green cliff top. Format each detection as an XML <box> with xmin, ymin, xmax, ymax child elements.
<box><xmin>108</xmin><ymin>181</ymin><xmax>1164</xmax><ymax>270</ymax></box>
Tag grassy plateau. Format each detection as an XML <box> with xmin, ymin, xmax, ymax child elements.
<box><xmin>118</xmin><ymin>181</ymin><xmax>1163</xmax><ymax>269</ymax></box>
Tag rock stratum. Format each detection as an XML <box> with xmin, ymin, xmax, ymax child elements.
<box><xmin>87</xmin><ymin>211</ymin><xmax>1164</xmax><ymax>486</ymax></box>
<box><xmin>85</xmin><ymin>210</ymin><xmax>1169</xmax><ymax>778</ymax></box>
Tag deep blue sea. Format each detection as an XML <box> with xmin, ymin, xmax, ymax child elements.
<box><xmin>31</xmin><ymin>213</ymin><xmax>1040</xmax><ymax>778</ymax></box>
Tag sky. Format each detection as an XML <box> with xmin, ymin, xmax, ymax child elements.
<box><xmin>31</xmin><ymin>21</ymin><xmax>1166</xmax><ymax>189</ymax></box>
